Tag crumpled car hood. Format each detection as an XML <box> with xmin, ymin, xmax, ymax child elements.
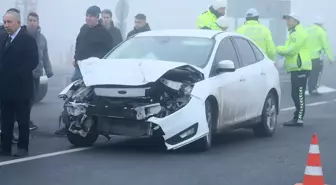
<box><xmin>78</xmin><ymin>58</ymin><xmax>203</xmax><ymax>86</ymax></box>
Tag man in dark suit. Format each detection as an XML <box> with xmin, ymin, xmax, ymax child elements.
<box><xmin>0</xmin><ymin>11</ymin><xmax>38</xmax><ymax>157</ymax></box>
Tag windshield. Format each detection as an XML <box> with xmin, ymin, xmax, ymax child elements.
<box><xmin>105</xmin><ymin>36</ymin><xmax>214</xmax><ymax>68</ymax></box>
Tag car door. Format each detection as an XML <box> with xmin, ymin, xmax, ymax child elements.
<box><xmin>231</xmin><ymin>37</ymin><xmax>266</xmax><ymax>120</ymax></box>
<box><xmin>208</xmin><ymin>37</ymin><xmax>246</xmax><ymax>128</ymax></box>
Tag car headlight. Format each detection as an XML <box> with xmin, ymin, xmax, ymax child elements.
<box><xmin>72</xmin><ymin>86</ymin><xmax>92</xmax><ymax>101</ymax></box>
<box><xmin>160</xmin><ymin>78</ymin><xmax>193</xmax><ymax>95</ymax></box>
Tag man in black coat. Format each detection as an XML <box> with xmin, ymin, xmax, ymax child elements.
<box><xmin>101</xmin><ymin>9</ymin><xmax>123</xmax><ymax>47</ymax></box>
<box><xmin>126</xmin><ymin>13</ymin><xmax>151</xmax><ymax>39</ymax></box>
<box><xmin>0</xmin><ymin>11</ymin><xmax>39</xmax><ymax>157</ymax></box>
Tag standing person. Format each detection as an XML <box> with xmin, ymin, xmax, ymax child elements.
<box><xmin>200</xmin><ymin>16</ymin><xmax>230</xmax><ymax>31</ymax></box>
<box><xmin>236</xmin><ymin>8</ymin><xmax>276</xmax><ymax>60</ymax></box>
<box><xmin>276</xmin><ymin>13</ymin><xmax>312</xmax><ymax>127</ymax></box>
<box><xmin>126</xmin><ymin>14</ymin><xmax>151</xmax><ymax>38</ymax></box>
<box><xmin>70</xmin><ymin>5</ymin><xmax>113</xmax><ymax>82</ymax></box>
<box><xmin>55</xmin><ymin>5</ymin><xmax>113</xmax><ymax>136</ymax></box>
<box><xmin>0</xmin><ymin>8</ymin><xmax>25</xmax><ymax>144</ymax></box>
<box><xmin>197</xmin><ymin>0</ymin><xmax>227</xmax><ymax>29</ymax></box>
<box><xmin>0</xmin><ymin>11</ymin><xmax>38</xmax><ymax>156</ymax></box>
<box><xmin>306</xmin><ymin>16</ymin><xmax>334</xmax><ymax>95</ymax></box>
<box><xmin>101</xmin><ymin>9</ymin><xmax>123</xmax><ymax>47</ymax></box>
<box><xmin>26</xmin><ymin>12</ymin><xmax>54</xmax><ymax>130</ymax></box>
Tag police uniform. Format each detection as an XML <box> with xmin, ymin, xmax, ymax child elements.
<box><xmin>236</xmin><ymin>8</ymin><xmax>276</xmax><ymax>60</ymax></box>
<box><xmin>200</xmin><ymin>16</ymin><xmax>229</xmax><ymax>31</ymax></box>
<box><xmin>306</xmin><ymin>21</ymin><xmax>334</xmax><ymax>94</ymax></box>
<box><xmin>277</xmin><ymin>13</ymin><xmax>312</xmax><ymax>125</ymax></box>
<box><xmin>197</xmin><ymin>0</ymin><xmax>227</xmax><ymax>29</ymax></box>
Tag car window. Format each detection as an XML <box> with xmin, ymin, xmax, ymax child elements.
<box><xmin>214</xmin><ymin>38</ymin><xmax>239</xmax><ymax>67</ymax></box>
<box><xmin>105</xmin><ymin>36</ymin><xmax>215</xmax><ymax>68</ymax></box>
<box><xmin>233</xmin><ymin>37</ymin><xmax>257</xmax><ymax>67</ymax></box>
<box><xmin>249</xmin><ymin>41</ymin><xmax>264</xmax><ymax>61</ymax></box>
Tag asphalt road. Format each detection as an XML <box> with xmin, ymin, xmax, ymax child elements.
<box><xmin>0</xmin><ymin>64</ymin><xmax>335</xmax><ymax>185</ymax></box>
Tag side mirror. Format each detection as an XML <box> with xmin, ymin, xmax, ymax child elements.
<box><xmin>216</xmin><ymin>60</ymin><xmax>235</xmax><ymax>73</ymax></box>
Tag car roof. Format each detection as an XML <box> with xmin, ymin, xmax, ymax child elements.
<box><xmin>134</xmin><ymin>29</ymin><xmax>224</xmax><ymax>39</ymax></box>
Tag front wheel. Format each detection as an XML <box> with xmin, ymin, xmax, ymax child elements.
<box><xmin>67</xmin><ymin>130</ymin><xmax>99</xmax><ymax>147</ymax></box>
<box><xmin>253</xmin><ymin>93</ymin><xmax>278</xmax><ymax>137</ymax></box>
<box><xmin>191</xmin><ymin>100</ymin><xmax>213</xmax><ymax>152</ymax></box>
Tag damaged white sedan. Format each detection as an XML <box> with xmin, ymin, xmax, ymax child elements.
<box><xmin>59</xmin><ymin>29</ymin><xmax>281</xmax><ymax>151</ymax></box>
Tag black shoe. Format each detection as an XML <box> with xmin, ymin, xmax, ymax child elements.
<box><xmin>0</xmin><ymin>148</ymin><xmax>12</xmax><ymax>156</ymax></box>
<box><xmin>55</xmin><ymin>127</ymin><xmax>68</xmax><ymax>136</ymax></box>
<box><xmin>13</xmin><ymin>149</ymin><xmax>28</xmax><ymax>157</ymax></box>
<box><xmin>283</xmin><ymin>119</ymin><xmax>303</xmax><ymax>127</ymax></box>
<box><xmin>29</xmin><ymin>121</ymin><xmax>38</xmax><ymax>130</ymax></box>
<box><xmin>310</xmin><ymin>89</ymin><xmax>322</xmax><ymax>96</ymax></box>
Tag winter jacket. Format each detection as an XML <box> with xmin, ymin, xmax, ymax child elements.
<box><xmin>105</xmin><ymin>21</ymin><xmax>123</xmax><ymax>47</ymax></box>
<box><xmin>126</xmin><ymin>23</ymin><xmax>151</xmax><ymax>38</ymax></box>
<box><xmin>74</xmin><ymin>23</ymin><xmax>114</xmax><ymax>62</ymax></box>
<box><xmin>27</xmin><ymin>26</ymin><xmax>53</xmax><ymax>78</ymax></box>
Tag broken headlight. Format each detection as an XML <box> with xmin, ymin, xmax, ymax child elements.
<box><xmin>160</xmin><ymin>78</ymin><xmax>193</xmax><ymax>95</ymax></box>
<box><xmin>72</xmin><ymin>86</ymin><xmax>92</xmax><ymax>102</ymax></box>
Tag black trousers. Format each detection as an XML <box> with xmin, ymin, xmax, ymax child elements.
<box><xmin>307</xmin><ymin>58</ymin><xmax>323</xmax><ymax>93</ymax></box>
<box><xmin>0</xmin><ymin>100</ymin><xmax>31</xmax><ymax>152</ymax></box>
<box><xmin>291</xmin><ymin>71</ymin><xmax>309</xmax><ymax>121</ymax></box>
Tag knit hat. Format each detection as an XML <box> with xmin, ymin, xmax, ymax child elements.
<box><xmin>86</xmin><ymin>6</ymin><xmax>101</xmax><ymax>17</ymax></box>
<box><xmin>212</xmin><ymin>0</ymin><xmax>227</xmax><ymax>10</ymax></box>
<box><xmin>216</xmin><ymin>16</ymin><xmax>229</xmax><ymax>28</ymax></box>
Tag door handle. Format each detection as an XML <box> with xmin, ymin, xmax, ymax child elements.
<box><xmin>261</xmin><ymin>72</ymin><xmax>266</xmax><ymax>75</ymax></box>
<box><xmin>240</xmin><ymin>78</ymin><xmax>246</xmax><ymax>82</ymax></box>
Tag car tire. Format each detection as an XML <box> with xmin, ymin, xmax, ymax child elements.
<box><xmin>67</xmin><ymin>130</ymin><xmax>99</xmax><ymax>147</ymax></box>
<box><xmin>191</xmin><ymin>100</ymin><xmax>213</xmax><ymax>152</ymax></box>
<box><xmin>35</xmin><ymin>83</ymin><xmax>48</xmax><ymax>103</ymax></box>
<box><xmin>253</xmin><ymin>92</ymin><xmax>278</xmax><ymax>137</ymax></box>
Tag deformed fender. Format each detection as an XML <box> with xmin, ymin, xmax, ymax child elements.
<box><xmin>148</xmin><ymin>95</ymin><xmax>209</xmax><ymax>150</ymax></box>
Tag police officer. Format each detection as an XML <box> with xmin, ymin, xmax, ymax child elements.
<box><xmin>200</xmin><ymin>16</ymin><xmax>230</xmax><ymax>31</ymax></box>
<box><xmin>306</xmin><ymin>16</ymin><xmax>334</xmax><ymax>95</ymax></box>
<box><xmin>236</xmin><ymin>8</ymin><xmax>276</xmax><ymax>60</ymax></box>
<box><xmin>197</xmin><ymin>0</ymin><xmax>227</xmax><ymax>29</ymax></box>
<box><xmin>277</xmin><ymin>13</ymin><xmax>312</xmax><ymax>126</ymax></box>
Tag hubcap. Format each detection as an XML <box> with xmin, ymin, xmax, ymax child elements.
<box><xmin>205</xmin><ymin>101</ymin><xmax>212</xmax><ymax>144</ymax></box>
<box><xmin>265</xmin><ymin>98</ymin><xmax>277</xmax><ymax>131</ymax></box>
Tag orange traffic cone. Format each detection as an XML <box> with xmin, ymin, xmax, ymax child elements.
<box><xmin>295</xmin><ymin>134</ymin><xmax>327</xmax><ymax>185</ymax></box>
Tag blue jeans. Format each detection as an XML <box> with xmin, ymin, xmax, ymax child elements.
<box><xmin>71</xmin><ymin>66</ymin><xmax>82</xmax><ymax>82</ymax></box>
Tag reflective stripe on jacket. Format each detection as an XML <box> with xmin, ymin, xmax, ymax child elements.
<box><xmin>306</xmin><ymin>24</ymin><xmax>334</xmax><ymax>61</ymax></box>
<box><xmin>200</xmin><ymin>23</ymin><xmax>222</xmax><ymax>30</ymax></box>
<box><xmin>277</xmin><ymin>24</ymin><xmax>312</xmax><ymax>72</ymax></box>
<box><xmin>236</xmin><ymin>20</ymin><xmax>276</xmax><ymax>60</ymax></box>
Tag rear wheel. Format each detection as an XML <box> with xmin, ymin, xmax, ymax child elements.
<box><xmin>253</xmin><ymin>93</ymin><xmax>278</xmax><ymax>137</ymax></box>
<box><xmin>191</xmin><ymin>100</ymin><xmax>213</xmax><ymax>152</ymax></box>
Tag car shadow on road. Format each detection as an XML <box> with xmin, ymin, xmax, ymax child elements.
<box><xmin>91</xmin><ymin>129</ymin><xmax>261</xmax><ymax>155</ymax></box>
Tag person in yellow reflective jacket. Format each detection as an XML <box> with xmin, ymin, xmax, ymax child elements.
<box><xmin>200</xmin><ymin>16</ymin><xmax>229</xmax><ymax>31</ymax></box>
<box><xmin>197</xmin><ymin>0</ymin><xmax>227</xmax><ymax>29</ymax></box>
<box><xmin>277</xmin><ymin>13</ymin><xmax>312</xmax><ymax>127</ymax></box>
<box><xmin>306</xmin><ymin>16</ymin><xmax>334</xmax><ymax>95</ymax></box>
<box><xmin>236</xmin><ymin>8</ymin><xmax>276</xmax><ymax>60</ymax></box>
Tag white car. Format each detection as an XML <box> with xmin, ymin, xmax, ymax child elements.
<box><xmin>58</xmin><ymin>29</ymin><xmax>281</xmax><ymax>151</ymax></box>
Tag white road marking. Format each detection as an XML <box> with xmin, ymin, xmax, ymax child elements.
<box><xmin>0</xmin><ymin>147</ymin><xmax>92</xmax><ymax>167</ymax></box>
<box><xmin>280</xmin><ymin>100</ymin><xmax>333</xmax><ymax>112</ymax></box>
<box><xmin>305</xmin><ymin>85</ymin><xmax>336</xmax><ymax>95</ymax></box>
<box><xmin>0</xmin><ymin>98</ymin><xmax>335</xmax><ymax>166</ymax></box>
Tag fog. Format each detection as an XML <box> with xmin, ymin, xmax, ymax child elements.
<box><xmin>1</xmin><ymin>0</ymin><xmax>335</xmax><ymax>68</ymax></box>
